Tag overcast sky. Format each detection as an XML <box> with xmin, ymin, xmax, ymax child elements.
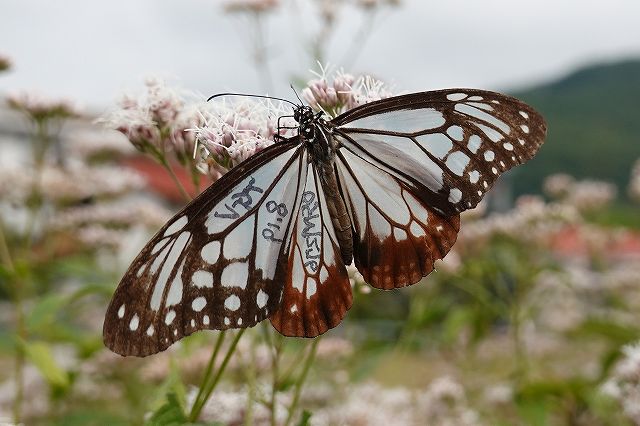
<box><xmin>1</xmin><ymin>0</ymin><xmax>639</xmax><ymax>111</ymax></box>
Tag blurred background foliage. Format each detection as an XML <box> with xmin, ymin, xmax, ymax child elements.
<box><xmin>0</xmin><ymin>1</ymin><xmax>640</xmax><ymax>425</ymax></box>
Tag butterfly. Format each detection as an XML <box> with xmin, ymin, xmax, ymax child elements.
<box><xmin>103</xmin><ymin>89</ymin><xmax>546</xmax><ymax>356</ymax></box>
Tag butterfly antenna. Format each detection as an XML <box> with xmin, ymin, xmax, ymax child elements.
<box><xmin>207</xmin><ymin>92</ymin><xmax>297</xmax><ymax>108</ymax></box>
<box><xmin>290</xmin><ymin>84</ymin><xmax>304</xmax><ymax>105</ymax></box>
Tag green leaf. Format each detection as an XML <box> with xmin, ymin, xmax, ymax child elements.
<box><xmin>146</xmin><ymin>392</ymin><xmax>188</xmax><ymax>426</ymax></box>
<box><xmin>297</xmin><ymin>410</ymin><xmax>313</xmax><ymax>426</ymax></box>
<box><xmin>22</xmin><ymin>340</ymin><xmax>70</xmax><ymax>389</ymax></box>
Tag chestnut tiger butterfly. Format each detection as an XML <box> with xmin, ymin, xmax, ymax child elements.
<box><xmin>103</xmin><ymin>89</ymin><xmax>546</xmax><ymax>356</ymax></box>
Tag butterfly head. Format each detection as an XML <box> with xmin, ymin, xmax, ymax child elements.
<box><xmin>294</xmin><ymin>105</ymin><xmax>318</xmax><ymax>141</ymax></box>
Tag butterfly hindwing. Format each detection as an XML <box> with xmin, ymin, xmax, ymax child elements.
<box><xmin>335</xmin><ymin>147</ymin><xmax>460</xmax><ymax>289</ymax></box>
<box><xmin>332</xmin><ymin>89</ymin><xmax>546</xmax><ymax>216</ymax></box>
<box><xmin>103</xmin><ymin>140</ymin><xmax>305</xmax><ymax>356</ymax></box>
<box><xmin>270</xmin><ymin>162</ymin><xmax>353</xmax><ymax>337</ymax></box>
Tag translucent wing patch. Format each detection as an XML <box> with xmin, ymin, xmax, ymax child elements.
<box><xmin>332</xmin><ymin>89</ymin><xmax>546</xmax><ymax>215</ymax></box>
<box><xmin>103</xmin><ymin>140</ymin><xmax>307</xmax><ymax>356</ymax></box>
<box><xmin>270</xmin><ymin>163</ymin><xmax>353</xmax><ymax>337</ymax></box>
<box><xmin>336</xmin><ymin>149</ymin><xmax>460</xmax><ymax>289</ymax></box>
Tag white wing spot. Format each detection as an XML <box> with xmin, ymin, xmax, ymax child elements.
<box><xmin>237</xmin><ymin>318</ymin><xmax>243</xmax><ymax>326</ymax></box>
<box><xmin>306</xmin><ymin>277</ymin><xmax>317</xmax><ymax>299</ymax></box>
<box><xmin>445</xmin><ymin>151</ymin><xmax>470</xmax><ymax>176</ymax></box>
<box><xmin>192</xmin><ymin>270</ymin><xmax>214</xmax><ymax>288</ymax></box>
<box><xmin>476</xmin><ymin>123</ymin><xmax>503</xmax><ymax>142</ymax></box>
<box><xmin>151</xmin><ymin>232</ymin><xmax>190</xmax><ymax>311</ymax></box>
<box><xmin>520</xmin><ymin>111</ymin><xmax>529</xmax><ymax>119</ymax></box>
<box><xmin>394</xmin><ymin>228</ymin><xmax>408</xmax><ymax>241</ymax></box>
<box><xmin>190</xmin><ymin>319</ymin><xmax>195</xmax><ymax>327</ymax></box>
<box><xmin>224</xmin><ymin>317</ymin><xmax>230</xmax><ymax>325</ymax></box>
<box><xmin>484</xmin><ymin>150</ymin><xmax>495</xmax><ymax>161</ymax></box>
<box><xmin>478</xmin><ymin>190</ymin><xmax>483</xmax><ymax>196</ymax></box>
<box><xmin>320</xmin><ymin>266</ymin><xmax>329</xmax><ymax>284</ymax></box>
<box><xmin>519</xmin><ymin>138</ymin><xmax>525</xmax><ymax>145</ymax></box>
<box><xmin>165</xmin><ymin>310</ymin><xmax>176</xmax><ymax>325</ymax></box>
<box><xmin>468</xmin><ymin>95</ymin><xmax>483</xmax><ymax>101</ymax></box>
<box><xmin>415</xmin><ymin>133</ymin><xmax>452</xmax><ymax>159</ymax></box>
<box><xmin>492</xmin><ymin>167</ymin><xmax>498</xmax><ymax>174</ymax></box>
<box><xmin>521</xmin><ymin>124</ymin><xmax>530</xmax><ymax>134</ymax></box>
<box><xmin>223</xmin><ymin>216</ymin><xmax>255</xmax><ymax>259</ymax></box>
<box><xmin>256</xmin><ymin>289</ymin><xmax>268</xmax><ymax>309</ymax></box>
<box><xmin>201</xmin><ymin>241</ymin><xmax>221</xmax><ymax>264</ymax></box>
<box><xmin>483</xmin><ymin>181</ymin><xmax>489</xmax><ymax>188</ymax></box>
<box><xmin>129</xmin><ymin>314</ymin><xmax>139</xmax><ymax>331</ymax></box>
<box><xmin>467</xmin><ymin>134</ymin><xmax>482</xmax><ymax>153</ymax></box>
<box><xmin>447</xmin><ymin>92</ymin><xmax>467</xmax><ymax>101</ymax></box>
<box><xmin>410</xmin><ymin>221</ymin><xmax>426</xmax><ymax>238</ymax></box>
<box><xmin>500</xmin><ymin>161</ymin><xmax>506</xmax><ymax>168</ymax></box>
<box><xmin>469</xmin><ymin>170</ymin><xmax>480</xmax><ymax>183</ymax></box>
<box><xmin>436</xmin><ymin>225</ymin><xmax>444</xmax><ymax>232</ymax></box>
<box><xmin>290</xmin><ymin>304</ymin><xmax>298</xmax><ymax>314</ymax></box>
<box><xmin>221</xmin><ymin>262</ymin><xmax>249</xmax><ymax>289</ymax></box>
<box><xmin>164</xmin><ymin>216</ymin><xmax>188</xmax><ymax>237</ymax></box>
<box><xmin>448</xmin><ymin>188</ymin><xmax>463</xmax><ymax>204</ymax></box>
<box><xmin>191</xmin><ymin>297</ymin><xmax>207</xmax><ymax>312</ymax></box>
<box><xmin>118</xmin><ymin>304</ymin><xmax>126</xmax><ymax>319</ymax></box>
<box><xmin>136</xmin><ymin>265</ymin><xmax>146</xmax><ymax>277</ymax></box>
<box><xmin>446</xmin><ymin>125</ymin><xmax>464</xmax><ymax>141</ymax></box>
<box><xmin>503</xmin><ymin>142</ymin><xmax>514</xmax><ymax>151</ymax></box>
<box><xmin>204</xmin><ymin>315</ymin><xmax>210</xmax><ymax>325</ymax></box>
<box><xmin>174</xmin><ymin>329</ymin><xmax>178</xmax><ymax>336</ymax></box>
<box><xmin>166</xmin><ymin>271</ymin><xmax>183</xmax><ymax>307</ymax></box>
<box><xmin>146</xmin><ymin>325</ymin><xmax>154</xmax><ymax>336</ymax></box>
<box><xmin>225</xmin><ymin>295</ymin><xmax>241</xmax><ymax>311</ymax></box>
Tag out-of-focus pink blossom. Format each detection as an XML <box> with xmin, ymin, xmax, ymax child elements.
<box><xmin>7</xmin><ymin>90</ymin><xmax>80</xmax><ymax>122</ymax></box>
<box><xmin>224</xmin><ymin>0</ymin><xmax>279</xmax><ymax>13</ymax></box>
<box><xmin>0</xmin><ymin>53</ymin><xmax>11</xmax><ymax>72</ymax></box>
<box><xmin>629</xmin><ymin>159</ymin><xmax>640</xmax><ymax>202</ymax></box>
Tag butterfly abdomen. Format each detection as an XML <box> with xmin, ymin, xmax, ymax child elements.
<box><xmin>322</xmin><ymin>167</ymin><xmax>353</xmax><ymax>265</ymax></box>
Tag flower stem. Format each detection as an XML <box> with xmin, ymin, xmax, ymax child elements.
<box><xmin>188</xmin><ymin>329</ymin><xmax>245</xmax><ymax>422</ymax></box>
<box><xmin>190</xmin><ymin>330</ymin><xmax>226</xmax><ymax>418</ymax></box>
<box><xmin>160</xmin><ymin>158</ymin><xmax>192</xmax><ymax>202</ymax></box>
<box><xmin>0</xmin><ymin>221</ymin><xmax>23</xmax><ymax>425</ymax></box>
<box><xmin>284</xmin><ymin>338</ymin><xmax>320</xmax><ymax>426</ymax></box>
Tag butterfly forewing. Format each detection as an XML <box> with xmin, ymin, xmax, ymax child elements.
<box><xmin>103</xmin><ymin>139</ymin><xmax>306</xmax><ymax>356</ymax></box>
<box><xmin>270</xmin><ymin>162</ymin><xmax>353</xmax><ymax>337</ymax></box>
<box><xmin>332</xmin><ymin>89</ymin><xmax>546</xmax><ymax>216</ymax></box>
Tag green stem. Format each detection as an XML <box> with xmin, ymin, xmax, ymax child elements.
<box><xmin>2</xmin><ymin>214</ymin><xmax>25</xmax><ymax>425</ymax></box>
<box><xmin>190</xmin><ymin>331</ymin><xmax>226</xmax><ymax>416</ymax></box>
<box><xmin>268</xmin><ymin>332</ymin><xmax>284</xmax><ymax>426</ymax></box>
<box><xmin>188</xmin><ymin>329</ymin><xmax>245</xmax><ymax>422</ymax></box>
<box><xmin>159</xmin><ymin>158</ymin><xmax>191</xmax><ymax>202</ymax></box>
<box><xmin>284</xmin><ymin>338</ymin><xmax>320</xmax><ymax>426</ymax></box>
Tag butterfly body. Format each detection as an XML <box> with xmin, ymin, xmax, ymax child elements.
<box><xmin>104</xmin><ymin>89</ymin><xmax>546</xmax><ymax>356</ymax></box>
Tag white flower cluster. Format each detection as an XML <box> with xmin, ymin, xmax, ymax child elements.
<box><xmin>313</xmin><ymin>377</ymin><xmax>481</xmax><ymax>426</ymax></box>
<box><xmin>602</xmin><ymin>342</ymin><xmax>640</xmax><ymax>423</ymax></box>
<box><xmin>193</xmin><ymin>98</ymin><xmax>291</xmax><ymax>170</ymax></box>
<box><xmin>301</xmin><ymin>67</ymin><xmax>393</xmax><ymax>117</ymax></box>
<box><xmin>101</xmin><ymin>78</ymin><xmax>205</xmax><ymax>162</ymax></box>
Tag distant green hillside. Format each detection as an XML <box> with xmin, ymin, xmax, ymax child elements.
<box><xmin>510</xmin><ymin>58</ymin><xmax>640</xmax><ymax>197</ymax></box>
